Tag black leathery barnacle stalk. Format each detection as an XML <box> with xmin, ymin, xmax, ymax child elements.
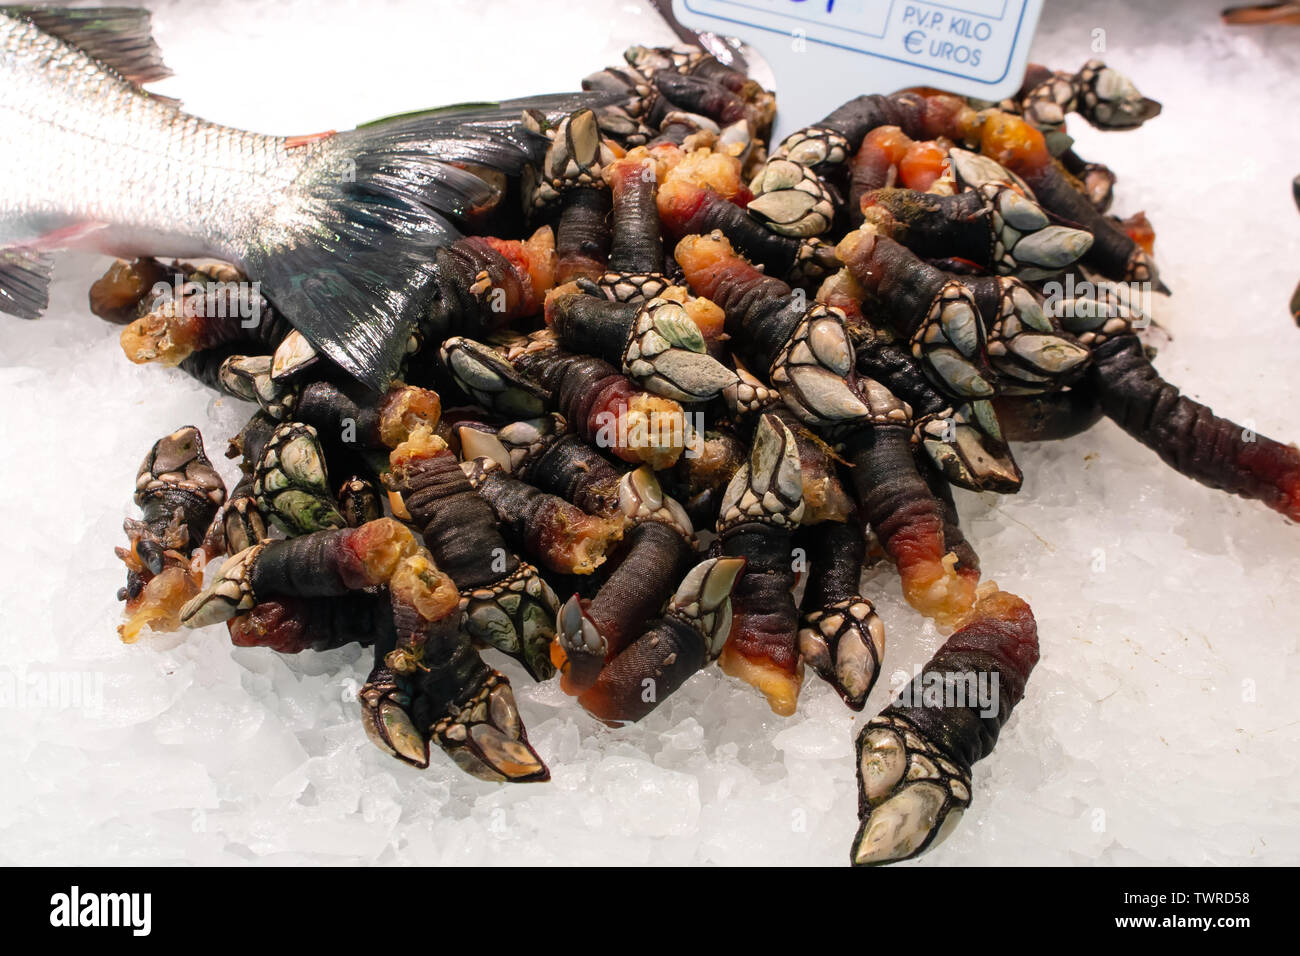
<box><xmin>385</xmin><ymin>431</ymin><xmax>559</xmax><ymax>680</ymax></box>
<box><xmin>460</xmin><ymin>458</ymin><xmax>624</xmax><ymax>576</ymax></box>
<box><xmin>842</xmin><ymin>423</ymin><xmax>979</xmax><ymax>627</ymax></box>
<box><xmin>602</xmin><ymin>156</ymin><xmax>668</xmax><ymax>299</ymax></box>
<box><xmin>521</xmin><ymin>432</ymin><xmax>624</xmax><ymax>516</ymax></box>
<box><xmin>1086</xmin><ymin>333</ymin><xmax>1300</xmax><ymax>521</ymax></box>
<box><xmin>853</xmin><ymin>589</ymin><xmax>1039</xmax><ymax>865</ymax></box>
<box><xmin>577</xmin><ymin>556</ymin><xmax>745</xmax><ymax>723</ymax></box>
<box><xmin>797</xmin><ymin>520</ymin><xmax>885</xmax><ymax>709</ymax></box>
<box><xmin>713</xmin><ymin>414</ymin><xmax>806</xmax><ymax>716</ymax></box>
<box><xmin>228</xmin><ymin>593</ymin><xmax>394</xmax><ymax>654</ymax></box>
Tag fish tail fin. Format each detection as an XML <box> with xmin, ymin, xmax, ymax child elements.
<box><xmin>242</xmin><ymin>94</ymin><xmax>603</xmax><ymax>391</ymax></box>
<box><xmin>0</xmin><ymin>248</ymin><xmax>54</xmax><ymax>320</ymax></box>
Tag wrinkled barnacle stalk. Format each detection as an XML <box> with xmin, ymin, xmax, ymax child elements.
<box><xmin>459</xmin><ymin>456</ymin><xmax>624</xmax><ymax>575</ymax></box>
<box><xmin>116</xmin><ymin>426</ymin><xmax>226</xmax><ymax>642</ymax></box>
<box><xmin>675</xmin><ymin>231</ymin><xmax>874</xmax><ymax>429</ymax></box>
<box><xmin>524</xmin><ymin>108</ymin><xmax>616</xmax><ymax>284</ymax></box>
<box><xmin>658</xmin><ymin>176</ymin><xmax>839</xmax><ymax>287</ymax></box>
<box><xmin>853</xmin><ymin>589</ymin><xmax>1039</xmax><ymax>865</ymax></box>
<box><xmin>385</xmin><ymin>427</ymin><xmax>559</xmax><ymax>680</ymax></box>
<box><xmin>116</xmin><ymin>260</ymin><xmax>290</xmax><ymax>366</ymax></box>
<box><xmin>859</xmin><ymin>151</ymin><xmax>1094</xmax><ymax>281</ymax></box>
<box><xmin>847</xmin><ymin>323</ymin><xmax>1022</xmax><ymax>494</ymax></box>
<box><xmin>179</xmin><ymin>518</ymin><xmax>420</xmax><ymax>629</ymax></box>
<box><xmin>443</xmin><ymin>332</ymin><xmax>690</xmax><ymax>469</ymax></box>
<box><xmin>714</xmin><ymin>414</ymin><xmax>807</xmax><ymax>716</ymax></box>
<box><xmin>463</xmin><ymin>419</ymin><xmax>627</xmax><ymax>518</ymax></box>
<box><xmin>992</xmin><ymin>389</ymin><xmax>1103</xmax><ymax>442</ymax></box>
<box><xmin>797</xmin><ymin>521</ymin><xmax>885</xmax><ymax>710</ymax></box>
<box><xmin>841</xmin><ymin>396</ymin><xmax>981</xmax><ymax>627</ymax></box>
<box><xmin>835</xmin><ymin>225</ymin><xmax>998</xmax><ymax>402</ymax></box>
<box><xmin>599</xmin><ymin>156</ymin><xmax>672</xmax><ymax>301</ymax></box>
<box><xmin>554</xmin><ymin>466</ymin><xmax>696</xmax><ymax>695</ymax></box>
<box><xmin>546</xmin><ymin>286</ymin><xmax>736</xmax><ymax>402</ymax></box>
<box><xmin>228</xmin><ymin>593</ymin><xmax>393</xmax><ymax>654</ymax></box>
<box><xmin>577</xmin><ymin>556</ymin><xmax>746</xmax><ymax>723</ymax></box>
<box><xmin>418</xmin><ymin>227</ymin><xmax>557</xmax><ymax>345</ymax></box>
<box><xmin>1083</xmin><ymin>329</ymin><xmax>1300</xmax><ymax>521</ymax></box>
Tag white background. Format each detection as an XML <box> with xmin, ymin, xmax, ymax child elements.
<box><xmin>1</xmin><ymin>0</ymin><xmax>1298</xmax><ymax>865</ymax></box>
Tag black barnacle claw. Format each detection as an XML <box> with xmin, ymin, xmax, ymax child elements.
<box><xmin>180</xmin><ymin>543</ymin><xmax>263</xmax><ymax>628</ymax></box>
<box><xmin>270</xmin><ymin>329</ymin><xmax>320</xmax><ymax>384</ymax></box>
<box><xmin>218</xmin><ymin>354</ymin><xmax>295</xmax><ymax>419</ymax></box>
<box><xmin>946</xmin><ymin>149</ymin><xmax>1094</xmax><ymax>279</ymax></box>
<box><xmin>578</xmin><ymin>555</ymin><xmax>745</xmax><ymax>723</ymax></box>
<box><xmin>852</xmin><ymin>714</ymin><xmax>972</xmax><ymax>865</ymax></box>
<box><xmin>526</xmin><ymin>108</ymin><xmax>614</xmax><ymax>213</ymax></box>
<box><xmin>746</xmin><ymin>158</ymin><xmax>837</xmax><ymax>238</ymax></box>
<box><xmin>252</xmin><ymin>422</ymin><xmax>347</xmax><ymax>535</ymax></box>
<box><xmin>910</xmin><ymin>282</ymin><xmax>997</xmax><ymax>401</ymax></box>
<box><xmin>557</xmin><ymin>594</ymin><xmax>607</xmax><ymax>691</ymax></box>
<box><xmin>618</xmin><ymin>465</ymin><xmax>694</xmax><ymax>535</ymax></box>
<box><xmin>917</xmin><ymin>401</ymin><xmax>1023</xmax><ymax>495</ymax></box>
<box><xmin>976</xmin><ymin>276</ymin><xmax>1090</xmax><ymax>392</ymax></box>
<box><xmin>428</xmin><ymin>673</ymin><xmax>549</xmax><ymax>783</ymax></box>
<box><xmin>1074</xmin><ymin>60</ymin><xmax>1162</xmax><ymax>130</ymax></box>
<box><xmin>440</xmin><ymin>336</ymin><xmax>550</xmax><ymax>418</ymax></box>
<box><xmin>769</xmin><ymin>305</ymin><xmax>875</xmax><ymax>428</ymax></box>
<box><xmin>358</xmin><ymin>663</ymin><xmax>429</xmax><ymax>768</ymax></box>
<box><xmin>797</xmin><ymin>522</ymin><xmax>884</xmax><ymax>711</ymax></box>
<box><xmin>622</xmin><ymin>296</ymin><xmax>738</xmax><ymax>402</ymax></box>
<box><xmin>460</xmin><ymin>561</ymin><xmax>560</xmax><ymax>681</ymax></box>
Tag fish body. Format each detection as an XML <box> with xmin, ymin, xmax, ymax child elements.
<box><xmin>0</xmin><ymin>6</ymin><xmax>592</xmax><ymax>387</ymax></box>
<box><xmin>1</xmin><ymin>9</ymin><xmax>301</xmax><ymax>260</ymax></box>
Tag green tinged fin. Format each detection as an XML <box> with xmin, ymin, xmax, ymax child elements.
<box><xmin>3</xmin><ymin>6</ymin><xmax>171</xmax><ymax>84</ymax></box>
<box><xmin>0</xmin><ymin>248</ymin><xmax>54</xmax><ymax>320</ymax></box>
<box><xmin>243</xmin><ymin>94</ymin><xmax>607</xmax><ymax>392</ymax></box>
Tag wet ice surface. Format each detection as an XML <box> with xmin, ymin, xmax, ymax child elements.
<box><xmin>2</xmin><ymin>0</ymin><xmax>1298</xmax><ymax>865</ymax></box>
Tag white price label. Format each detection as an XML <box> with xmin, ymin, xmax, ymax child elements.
<box><xmin>672</xmin><ymin>0</ymin><xmax>1044</xmax><ymax>137</ymax></box>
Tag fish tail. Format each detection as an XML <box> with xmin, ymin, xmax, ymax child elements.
<box><xmin>241</xmin><ymin>94</ymin><xmax>601</xmax><ymax>391</ymax></box>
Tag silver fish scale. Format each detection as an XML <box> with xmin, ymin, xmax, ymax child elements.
<box><xmin>0</xmin><ymin>12</ymin><xmax>309</xmax><ymax>260</ymax></box>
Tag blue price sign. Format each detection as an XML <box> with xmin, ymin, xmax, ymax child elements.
<box><xmin>673</xmin><ymin>0</ymin><xmax>1044</xmax><ymax>136</ymax></box>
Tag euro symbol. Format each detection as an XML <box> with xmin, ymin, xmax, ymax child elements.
<box><xmin>904</xmin><ymin>30</ymin><xmax>925</xmax><ymax>54</ymax></box>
